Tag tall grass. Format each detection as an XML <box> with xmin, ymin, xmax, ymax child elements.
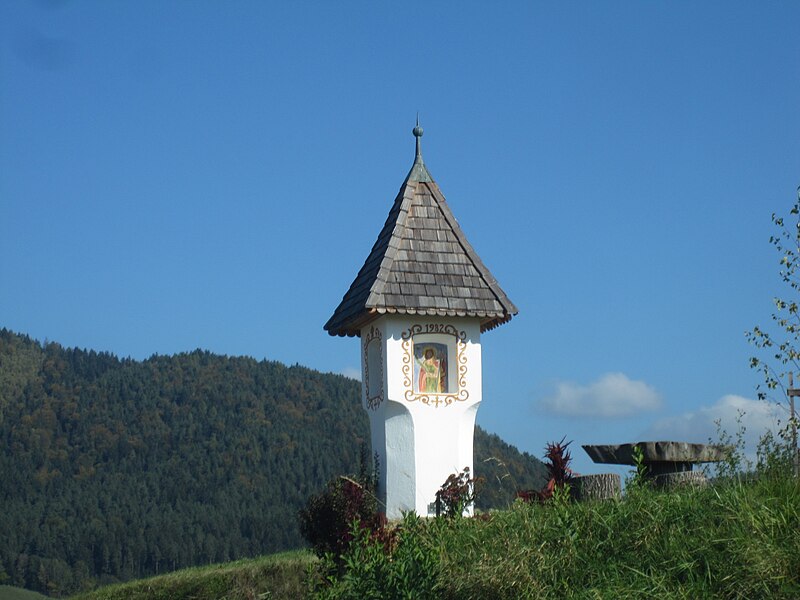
<box><xmin>312</xmin><ymin>473</ymin><xmax>800</xmax><ymax>599</ymax></box>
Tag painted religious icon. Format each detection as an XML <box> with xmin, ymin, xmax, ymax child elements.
<box><xmin>414</xmin><ymin>343</ymin><xmax>448</xmax><ymax>394</ymax></box>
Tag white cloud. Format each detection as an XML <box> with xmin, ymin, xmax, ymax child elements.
<box><xmin>639</xmin><ymin>395</ymin><xmax>784</xmax><ymax>455</ymax></box>
<box><xmin>341</xmin><ymin>367</ymin><xmax>362</xmax><ymax>381</ymax></box>
<box><xmin>538</xmin><ymin>372</ymin><xmax>661</xmax><ymax>418</ymax></box>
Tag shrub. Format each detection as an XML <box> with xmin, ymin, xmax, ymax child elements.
<box><xmin>435</xmin><ymin>467</ymin><xmax>482</xmax><ymax>518</ymax></box>
<box><xmin>298</xmin><ymin>446</ymin><xmax>382</xmax><ymax>559</ymax></box>
<box><xmin>298</xmin><ymin>477</ymin><xmax>379</xmax><ymax>559</ymax></box>
<box><xmin>310</xmin><ymin>514</ymin><xmax>440</xmax><ymax>600</ymax></box>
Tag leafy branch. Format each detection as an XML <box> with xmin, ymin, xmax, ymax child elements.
<box><xmin>746</xmin><ymin>186</ymin><xmax>800</xmax><ymax>409</ymax></box>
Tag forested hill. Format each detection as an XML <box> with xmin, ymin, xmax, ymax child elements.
<box><xmin>0</xmin><ymin>328</ymin><xmax>547</xmax><ymax>597</ymax></box>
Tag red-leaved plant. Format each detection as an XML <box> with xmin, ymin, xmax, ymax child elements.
<box><xmin>516</xmin><ymin>437</ymin><xmax>574</xmax><ymax>503</ymax></box>
<box><xmin>298</xmin><ymin>476</ymin><xmax>381</xmax><ymax>558</ymax></box>
<box><xmin>298</xmin><ymin>446</ymin><xmax>384</xmax><ymax>559</ymax></box>
<box><xmin>435</xmin><ymin>467</ymin><xmax>483</xmax><ymax>518</ymax></box>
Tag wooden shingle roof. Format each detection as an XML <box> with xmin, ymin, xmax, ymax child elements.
<box><xmin>325</xmin><ymin>125</ymin><xmax>518</xmax><ymax>337</ymax></box>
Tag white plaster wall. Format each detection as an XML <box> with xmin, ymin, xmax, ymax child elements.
<box><xmin>382</xmin><ymin>401</ymin><xmax>415</xmax><ymax>514</ymax></box>
<box><xmin>362</xmin><ymin>315</ymin><xmax>482</xmax><ymax>519</ymax></box>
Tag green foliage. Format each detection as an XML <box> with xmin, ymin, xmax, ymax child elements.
<box><xmin>322</xmin><ymin>475</ymin><xmax>799</xmax><ymax>598</ymax></box>
<box><xmin>756</xmin><ymin>427</ymin><xmax>796</xmax><ymax>476</ymax></box>
<box><xmin>0</xmin><ymin>327</ymin><xmax>545</xmax><ymax>596</ymax></box>
<box><xmin>310</xmin><ymin>514</ymin><xmax>440</xmax><ymax>600</ymax></box>
<box><xmin>746</xmin><ymin>189</ymin><xmax>800</xmax><ymax>474</ymax></box>
<box><xmin>626</xmin><ymin>443</ymin><xmax>650</xmax><ymax>489</ymax></box>
<box><xmin>747</xmin><ymin>188</ymin><xmax>800</xmax><ymax>403</ymax></box>
<box><xmin>707</xmin><ymin>409</ymin><xmax>753</xmax><ymax>479</ymax></box>
<box><xmin>317</xmin><ymin>436</ymin><xmax>800</xmax><ymax>599</ymax></box>
<box><xmin>0</xmin><ymin>329</ymin><xmax>368</xmax><ymax>595</ymax></box>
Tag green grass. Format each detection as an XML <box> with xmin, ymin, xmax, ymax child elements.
<box><xmin>69</xmin><ymin>550</ymin><xmax>316</xmax><ymax>600</ymax></box>
<box><xmin>64</xmin><ymin>473</ymin><xmax>800</xmax><ymax>600</ymax></box>
<box><xmin>432</xmin><ymin>476</ymin><xmax>800</xmax><ymax>599</ymax></box>
<box><xmin>0</xmin><ymin>585</ymin><xmax>50</xmax><ymax>600</ymax></box>
<box><xmin>312</xmin><ymin>473</ymin><xmax>800</xmax><ymax>599</ymax></box>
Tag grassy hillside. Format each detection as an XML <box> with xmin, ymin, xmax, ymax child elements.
<box><xmin>69</xmin><ymin>473</ymin><xmax>800</xmax><ymax>599</ymax></box>
<box><xmin>68</xmin><ymin>551</ymin><xmax>314</xmax><ymax>600</ymax></box>
<box><xmin>315</xmin><ymin>473</ymin><xmax>800</xmax><ymax>599</ymax></box>
<box><xmin>0</xmin><ymin>586</ymin><xmax>49</xmax><ymax>600</ymax></box>
<box><xmin>0</xmin><ymin>328</ymin><xmax>546</xmax><ymax>597</ymax></box>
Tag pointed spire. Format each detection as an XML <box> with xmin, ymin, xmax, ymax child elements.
<box><xmin>413</xmin><ymin>113</ymin><xmax>423</xmax><ymax>160</ymax></box>
<box><xmin>406</xmin><ymin>114</ymin><xmax>433</xmax><ymax>183</ymax></box>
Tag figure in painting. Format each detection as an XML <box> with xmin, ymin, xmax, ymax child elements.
<box><xmin>416</xmin><ymin>345</ymin><xmax>447</xmax><ymax>393</ymax></box>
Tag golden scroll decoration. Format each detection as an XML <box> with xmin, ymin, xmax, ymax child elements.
<box><xmin>401</xmin><ymin>324</ymin><xmax>468</xmax><ymax>408</ymax></box>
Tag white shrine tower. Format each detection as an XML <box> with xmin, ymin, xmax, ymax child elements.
<box><xmin>324</xmin><ymin>122</ymin><xmax>517</xmax><ymax>519</ymax></box>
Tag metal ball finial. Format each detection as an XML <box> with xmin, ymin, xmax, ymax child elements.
<box><xmin>413</xmin><ymin>114</ymin><xmax>423</xmax><ymax>138</ymax></box>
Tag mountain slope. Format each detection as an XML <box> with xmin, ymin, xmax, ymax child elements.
<box><xmin>0</xmin><ymin>328</ymin><xmax>545</xmax><ymax>596</ymax></box>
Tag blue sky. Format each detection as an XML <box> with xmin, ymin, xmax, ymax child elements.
<box><xmin>2</xmin><ymin>1</ymin><xmax>799</xmax><ymax>476</ymax></box>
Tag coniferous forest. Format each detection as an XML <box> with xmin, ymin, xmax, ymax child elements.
<box><xmin>0</xmin><ymin>328</ymin><xmax>546</xmax><ymax>596</ymax></box>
